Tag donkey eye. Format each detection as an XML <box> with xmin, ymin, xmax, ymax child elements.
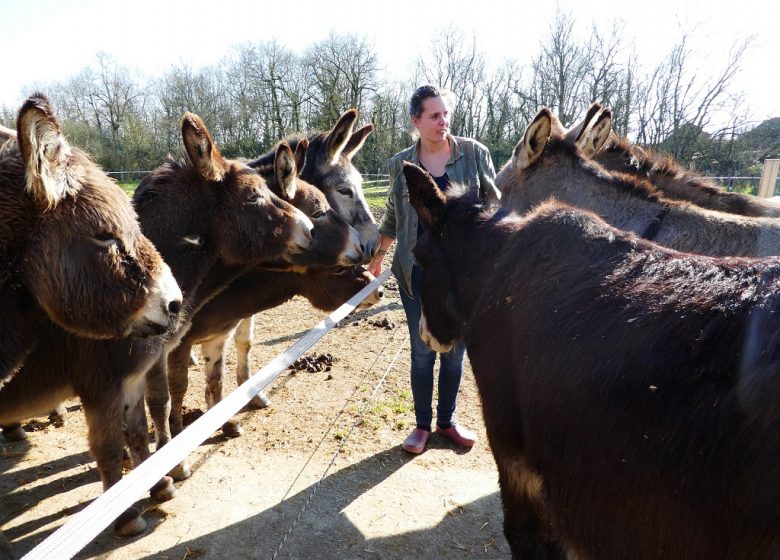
<box><xmin>337</xmin><ymin>188</ymin><xmax>353</xmax><ymax>197</ymax></box>
<box><xmin>92</xmin><ymin>233</ymin><xmax>119</xmax><ymax>248</ymax></box>
<box><xmin>311</xmin><ymin>210</ymin><xmax>327</xmax><ymax>219</ymax></box>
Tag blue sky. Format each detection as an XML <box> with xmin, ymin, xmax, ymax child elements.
<box><xmin>0</xmin><ymin>0</ymin><xmax>777</xmax><ymax>125</ymax></box>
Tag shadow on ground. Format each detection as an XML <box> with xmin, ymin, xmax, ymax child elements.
<box><xmin>66</xmin><ymin>445</ymin><xmax>508</xmax><ymax>559</ymax></box>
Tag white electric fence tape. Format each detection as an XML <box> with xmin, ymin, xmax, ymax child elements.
<box><xmin>21</xmin><ymin>268</ymin><xmax>391</xmax><ymax>560</ymax></box>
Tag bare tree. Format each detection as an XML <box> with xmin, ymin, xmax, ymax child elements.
<box><xmin>523</xmin><ymin>8</ymin><xmax>590</xmax><ymax>126</ymax></box>
<box><xmin>305</xmin><ymin>33</ymin><xmax>379</xmax><ymax>129</ymax></box>
<box><xmin>634</xmin><ymin>34</ymin><xmax>753</xmax><ymax>161</ymax></box>
<box><xmin>414</xmin><ymin>25</ymin><xmax>487</xmax><ymax>137</ymax></box>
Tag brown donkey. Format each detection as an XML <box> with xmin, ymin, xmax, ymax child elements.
<box><xmin>1</xmin><ymin>111</ymin><xmax>312</xmax><ymax>537</ymax></box>
<box><xmin>405</xmin><ymin>161</ymin><xmax>780</xmax><ymax>559</ymax></box>
<box><xmin>0</xmin><ymin>94</ymin><xmax>181</xmax><ymax>381</ymax></box>
<box><xmin>165</xmin><ymin>142</ymin><xmax>379</xmax><ymax>441</ymax></box>
<box><xmin>576</xmin><ymin>103</ymin><xmax>780</xmax><ymax>218</ymax></box>
<box><xmin>137</xmin><ymin>115</ymin><xmax>317</xmax><ymax>478</ymax></box>
<box><xmin>498</xmin><ymin>107</ymin><xmax>780</xmax><ymax>257</ymax></box>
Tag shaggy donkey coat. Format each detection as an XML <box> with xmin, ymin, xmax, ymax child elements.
<box><xmin>405</xmin><ymin>161</ymin><xmax>780</xmax><ymax>560</ymax></box>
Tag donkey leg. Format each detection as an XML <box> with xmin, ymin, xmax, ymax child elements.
<box><xmin>124</xmin><ymin>394</ymin><xmax>176</xmax><ymax>501</ymax></box>
<box><xmin>167</xmin><ymin>341</ymin><xmax>193</xmax><ymax>438</ymax></box>
<box><xmin>202</xmin><ymin>334</ymin><xmax>243</xmax><ymax>437</ymax></box>
<box><xmin>145</xmin><ymin>355</ymin><xmax>191</xmax><ymax>481</ymax></box>
<box><xmin>82</xmin><ymin>390</ymin><xmax>147</xmax><ymax>537</ymax></box>
<box><xmin>496</xmin><ymin>457</ymin><xmax>564</xmax><ymax>560</ymax></box>
<box><xmin>1</xmin><ymin>423</ymin><xmax>26</xmax><ymax>442</ymax></box>
<box><xmin>235</xmin><ymin>316</ymin><xmax>271</xmax><ymax>410</ymax></box>
<box><xmin>145</xmin><ymin>356</ymin><xmax>172</xmax><ymax>451</ymax></box>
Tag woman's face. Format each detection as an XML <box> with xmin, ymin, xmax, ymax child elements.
<box><xmin>412</xmin><ymin>96</ymin><xmax>450</xmax><ymax>144</ymax></box>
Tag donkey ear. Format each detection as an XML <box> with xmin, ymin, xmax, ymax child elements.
<box><xmin>628</xmin><ymin>144</ymin><xmax>648</xmax><ymax>170</ymax></box>
<box><xmin>566</xmin><ymin>101</ymin><xmax>602</xmax><ymax>144</ymax></box>
<box><xmin>17</xmin><ymin>93</ymin><xmax>72</xmax><ymax>210</ymax></box>
<box><xmin>181</xmin><ymin>112</ymin><xmax>227</xmax><ymax>182</ymax></box>
<box><xmin>343</xmin><ymin>123</ymin><xmax>374</xmax><ymax>160</ymax></box>
<box><xmin>403</xmin><ymin>161</ymin><xmax>446</xmax><ymax>228</ymax></box>
<box><xmin>275</xmin><ymin>142</ymin><xmax>297</xmax><ymax>200</ymax></box>
<box><xmin>514</xmin><ymin>108</ymin><xmax>552</xmax><ymax>170</ymax></box>
<box><xmin>578</xmin><ymin>109</ymin><xmax>612</xmax><ymax>157</ymax></box>
<box><xmin>326</xmin><ymin>108</ymin><xmax>358</xmax><ymax>164</ymax></box>
<box><xmin>293</xmin><ymin>137</ymin><xmax>308</xmax><ymax>175</ymax></box>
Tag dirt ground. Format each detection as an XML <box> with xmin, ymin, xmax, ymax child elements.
<box><xmin>0</xmin><ymin>267</ymin><xmax>510</xmax><ymax>559</ymax></box>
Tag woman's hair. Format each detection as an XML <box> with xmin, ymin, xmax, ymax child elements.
<box><xmin>409</xmin><ymin>85</ymin><xmax>455</xmax><ymax>118</ymax></box>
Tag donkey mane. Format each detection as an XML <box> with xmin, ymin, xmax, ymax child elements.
<box><xmin>517</xmin><ymin>134</ymin><xmax>667</xmax><ymax>205</ymax></box>
<box><xmin>605</xmin><ymin>134</ymin><xmax>726</xmax><ymax>196</ymax></box>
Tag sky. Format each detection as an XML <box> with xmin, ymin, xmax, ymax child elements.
<box><xmin>0</xmin><ymin>0</ymin><xmax>777</xmax><ymax>127</ymax></box>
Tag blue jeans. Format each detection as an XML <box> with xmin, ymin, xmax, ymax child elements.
<box><xmin>397</xmin><ymin>266</ymin><xmax>466</xmax><ymax>431</ymax></box>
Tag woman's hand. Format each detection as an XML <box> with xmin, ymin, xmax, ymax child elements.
<box><xmin>368</xmin><ymin>249</ymin><xmax>386</xmax><ymax>277</ymax></box>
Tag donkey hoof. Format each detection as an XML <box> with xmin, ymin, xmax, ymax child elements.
<box><xmin>248</xmin><ymin>392</ymin><xmax>271</xmax><ymax>410</ymax></box>
<box><xmin>2</xmin><ymin>424</ymin><xmax>27</xmax><ymax>442</ymax></box>
<box><xmin>170</xmin><ymin>422</ymin><xmax>184</xmax><ymax>438</ymax></box>
<box><xmin>222</xmin><ymin>420</ymin><xmax>244</xmax><ymax>438</ymax></box>
<box><xmin>115</xmin><ymin>507</ymin><xmax>147</xmax><ymax>537</ymax></box>
<box><xmin>169</xmin><ymin>462</ymin><xmax>191</xmax><ymax>482</ymax></box>
<box><xmin>150</xmin><ymin>476</ymin><xmax>176</xmax><ymax>502</ymax></box>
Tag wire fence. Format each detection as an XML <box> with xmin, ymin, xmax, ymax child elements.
<box><xmin>107</xmin><ymin>171</ymin><xmax>777</xmax><ymax>197</ymax></box>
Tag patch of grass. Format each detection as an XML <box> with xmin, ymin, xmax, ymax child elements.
<box><xmin>118</xmin><ymin>181</ymin><xmax>139</xmax><ymax>197</ymax></box>
<box><xmin>361</xmin><ymin>389</ymin><xmax>414</xmax><ymax>431</ymax></box>
<box><xmin>731</xmin><ymin>182</ymin><xmax>758</xmax><ymax>196</ymax></box>
<box><xmin>364</xmin><ymin>187</ymin><xmax>388</xmax><ymax>215</ymax></box>
<box><xmin>334</xmin><ymin>429</ymin><xmax>349</xmax><ymax>441</ymax></box>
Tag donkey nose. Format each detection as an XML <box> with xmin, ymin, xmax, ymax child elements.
<box><xmin>168</xmin><ymin>299</ymin><xmax>182</xmax><ymax>316</ymax></box>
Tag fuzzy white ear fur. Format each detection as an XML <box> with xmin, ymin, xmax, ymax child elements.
<box><xmin>326</xmin><ymin>109</ymin><xmax>357</xmax><ymax>165</ymax></box>
<box><xmin>19</xmin><ymin>101</ymin><xmax>72</xmax><ymax>210</ymax></box>
<box><xmin>514</xmin><ymin>109</ymin><xmax>552</xmax><ymax>170</ymax></box>
<box><xmin>577</xmin><ymin>109</ymin><xmax>613</xmax><ymax>157</ymax></box>
<box><xmin>566</xmin><ymin>101</ymin><xmax>602</xmax><ymax>144</ymax></box>
<box><xmin>181</xmin><ymin>112</ymin><xmax>226</xmax><ymax>182</ymax></box>
<box><xmin>275</xmin><ymin>143</ymin><xmax>297</xmax><ymax>200</ymax></box>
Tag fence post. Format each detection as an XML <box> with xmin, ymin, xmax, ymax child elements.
<box><xmin>757</xmin><ymin>159</ymin><xmax>780</xmax><ymax>198</ymax></box>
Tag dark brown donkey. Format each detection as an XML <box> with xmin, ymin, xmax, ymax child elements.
<box><xmin>404</xmin><ymin>161</ymin><xmax>780</xmax><ymax>560</ymax></box>
<box><xmin>0</xmin><ymin>94</ymin><xmax>181</xmax><ymax>381</ymax></box>
<box><xmin>577</xmin><ymin>104</ymin><xmax>780</xmax><ymax>218</ymax></box>
<box><xmin>1</xmin><ymin>111</ymin><xmax>313</xmax><ymax>537</ymax></box>
<box><xmin>165</xmin><ymin>142</ymin><xmax>379</xmax><ymax>443</ymax></box>
<box><xmin>0</xmin><ymin>96</ymin><xmax>181</xmax><ymax>444</ymax></box>
<box><xmin>498</xmin><ymin>107</ymin><xmax>780</xmax><ymax>256</ymax></box>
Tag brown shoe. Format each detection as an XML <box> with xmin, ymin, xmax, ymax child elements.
<box><xmin>402</xmin><ymin>427</ymin><xmax>431</xmax><ymax>454</ymax></box>
<box><xmin>435</xmin><ymin>424</ymin><xmax>477</xmax><ymax>448</ymax></box>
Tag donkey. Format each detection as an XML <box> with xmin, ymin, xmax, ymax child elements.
<box><xmin>575</xmin><ymin>105</ymin><xmax>780</xmax><ymax>218</ymax></box>
<box><xmin>223</xmin><ymin>108</ymin><xmax>378</xmax><ymax>405</ymax></box>
<box><xmin>497</xmin><ymin>107</ymin><xmax>780</xmax><ymax>257</ymax></box>
<box><xmin>404</xmin><ymin>161</ymin><xmax>780</xmax><ymax>560</ymax></box>
<box><xmin>0</xmin><ymin>94</ymin><xmax>181</xmax><ymax>379</ymax></box>
<box><xmin>163</xmin><ymin>141</ymin><xmax>374</xmax><ymax>441</ymax></box>
<box><xmin>1</xmin><ymin>112</ymin><xmax>313</xmax><ymax>537</ymax></box>
<box><xmin>247</xmin><ymin>108</ymin><xmax>379</xmax><ymax>259</ymax></box>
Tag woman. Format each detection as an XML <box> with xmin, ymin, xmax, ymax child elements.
<box><xmin>368</xmin><ymin>85</ymin><xmax>499</xmax><ymax>454</ymax></box>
